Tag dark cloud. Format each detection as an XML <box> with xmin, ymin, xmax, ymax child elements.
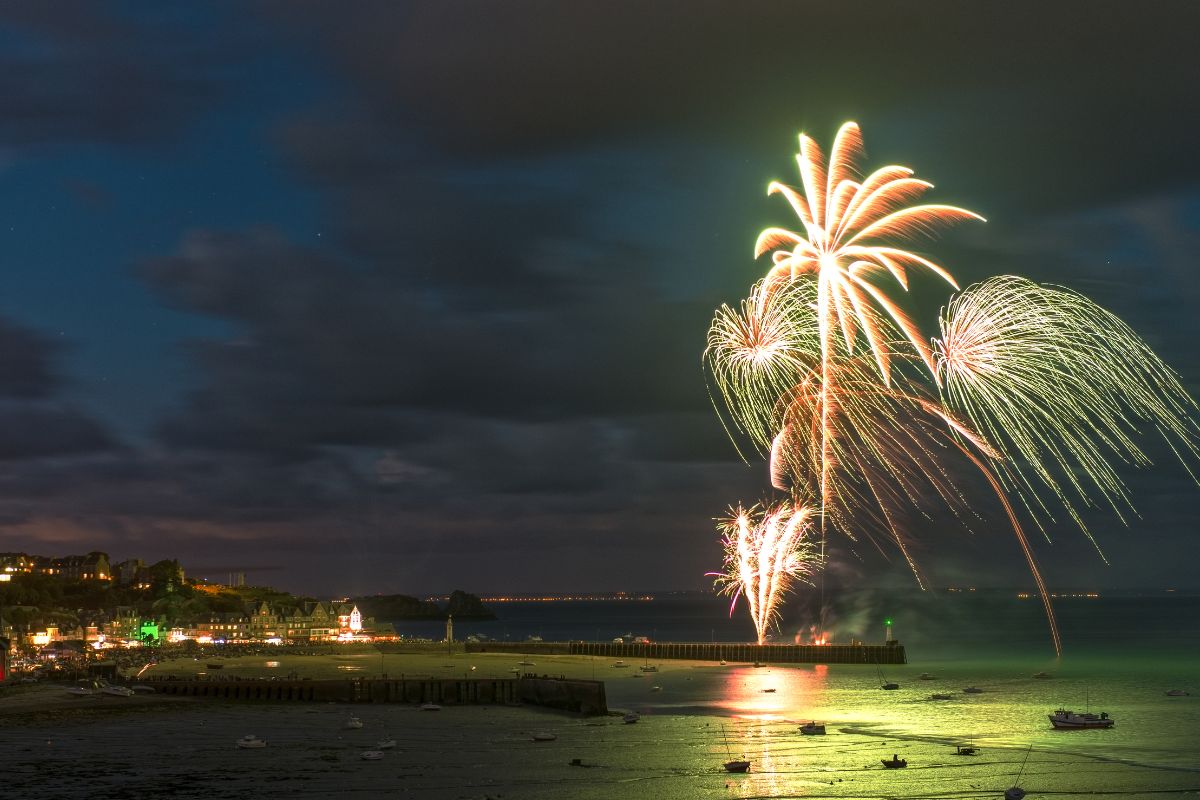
<box><xmin>0</xmin><ymin>318</ymin><xmax>61</xmax><ymax>398</ymax></box>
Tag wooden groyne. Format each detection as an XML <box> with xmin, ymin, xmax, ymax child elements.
<box><xmin>146</xmin><ymin>676</ymin><xmax>607</xmax><ymax>713</ymax></box>
<box><xmin>465</xmin><ymin>640</ymin><xmax>907</xmax><ymax>665</ymax></box>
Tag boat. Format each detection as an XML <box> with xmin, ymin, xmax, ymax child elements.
<box><xmin>1005</xmin><ymin>744</ymin><xmax>1032</xmax><ymax>799</ymax></box>
<box><xmin>761</xmin><ymin>688</ymin><xmax>776</xmax><ymax>693</ymax></box>
<box><xmin>918</xmin><ymin>672</ymin><xmax>936</xmax><ymax>680</ymax></box>
<box><xmin>376</xmin><ymin>739</ymin><xmax>397</xmax><ymax>749</ymax></box>
<box><xmin>531</xmin><ymin>732</ymin><xmax>557</xmax><ymax>741</ymax></box>
<box><xmin>518</xmin><ymin>660</ymin><xmax>535</xmax><ymax>666</ymax></box>
<box><xmin>877</xmin><ymin>665</ymin><xmax>899</xmax><ymax>690</ymax></box>
<box><xmin>206</xmin><ymin>663</ymin><xmax>224</xmax><ymax>670</ymax></box>
<box><xmin>881</xmin><ymin>754</ymin><xmax>907</xmax><ymax>769</ymax></box>
<box><xmin>65</xmin><ymin>687</ymin><xmax>95</xmax><ymax>697</ymax></box>
<box><xmin>1166</xmin><ymin>689</ymin><xmax>1190</xmax><ymax>697</ymax></box>
<box><xmin>881</xmin><ymin>681</ymin><xmax>899</xmax><ymax>690</ymax></box>
<box><xmin>721</xmin><ymin>723</ymin><xmax>750</xmax><ymax>773</ymax></box>
<box><xmin>650</xmin><ymin>685</ymin><xmax>663</xmax><ymax>692</ymax></box>
<box><xmin>719</xmin><ymin>660</ymin><xmax>727</xmax><ymax>666</ymax></box>
<box><xmin>623</xmin><ymin>712</ymin><xmax>640</xmax><ymax>724</ymax></box>
<box><xmin>612</xmin><ymin>661</ymin><xmax>628</xmax><ymax>669</ymax></box>
<box><xmin>360</xmin><ymin>750</ymin><xmax>385</xmax><ymax>760</ymax></box>
<box><xmin>419</xmin><ymin>703</ymin><xmax>442</xmax><ymax>711</ymax></box>
<box><xmin>236</xmin><ymin>735</ymin><xmax>267</xmax><ymax>749</ymax></box>
<box><xmin>963</xmin><ymin>686</ymin><xmax>984</xmax><ymax>694</ymax></box>
<box><xmin>930</xmin><ymin>693</ymin><xmax>955</xmax><ymax>700</ymax></box>
<box><xmin>954</xmin><ymin>745</ymin><xmax>978</xmax><ymax>755</ymax></box>
<box><xmin>101</xmin><ymin>686</ymin><xmax>135</xmax><ymax>697</ymax></box>
<box><xmin>344</xmin><ymin>716</ymin><xmax>364</xmax><ymax>729</ymax></box>
<box><xmin>640</xmin><ymin>664</ymin><xmax>658</xmax><ymax>673</ymax></box>
<box><xmin>1048</xmin><ymin>708</ymin><xmax>1113</xmax><ymax>729</ymax></box>
<box><xmin>1033</xmin><ymin>671</ymin><xmax>1052</xmax><ymax>679</ymax></box>
<box><xmin>752</xmin><ymin>661</ymin><xmax>766</xmax><ymax>668</ymax></box>
<box><xmin>799</xmin><ymin>722</ymin><xmax>826</xmax><ymax>735</ymax></box>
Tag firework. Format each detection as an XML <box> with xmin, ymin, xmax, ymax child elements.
<box><xmin>710</xmin><ymin>501</ymin><xmax>823</xmax><ymax>645</ymax></box>
<box><xmin>705</xmin><ymin>123</ymin><xmax>1199</xmax><ymax>655</ymax></box>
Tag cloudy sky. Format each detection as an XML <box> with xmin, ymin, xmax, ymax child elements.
<box><xmin>1</xmin><ymin>1</ymin><xmax>1198</xmax><ymax>596</ymax></box>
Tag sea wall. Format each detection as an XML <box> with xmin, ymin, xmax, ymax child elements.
<box><xmin>145</xmin><ymin>675</ymin><xmax>606</xmax><ymax>712</ymax></box>
<box><xmin>466</xmin><ymin>640</ymin><xmax>907</xmax><ymax>665</ymax></box>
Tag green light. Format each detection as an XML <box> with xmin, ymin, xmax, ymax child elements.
<box><xmin>884</xmin><ymin>619</ymin><xmax>892</xmax><ymax>626</ymax></box>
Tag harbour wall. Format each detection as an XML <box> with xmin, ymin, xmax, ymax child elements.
<box><xmin>145</xmin><ymin>676</ymin><xmax>607</xmax><ymax>713</ymax></box>
<box><xmin>465</xmin><ymin>640</ymin><xmax>907</xmax><ymax>665</ymax></box>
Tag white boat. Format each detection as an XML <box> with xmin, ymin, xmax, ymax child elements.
<box><xmin>65</xmin><ymin>687</ymin><xmax>95</xmax><ymax>697</ymax></box>
<box><xmin>799</xmin><ymin>722</ymin><xmax>826</xmax><ymax>735</ymax></box>
<box><xmin>1049</xmin><ymin>708</ymin><xmax>1113</xmax><ymax>729</ymax></box>
<box><xmin>344</xmin><ymin>716</ymin><xmax>364</xmax><ymax>729</ymax></box>
<box><xmin>1033</xmin><ymin>671</ymin><xmax>1052</xmax><ymax>679</ymax></box>
<box><xmin>612</xmin><ymin>661</ymin><xmax>628</xmax><ymax>669</ymax></box>
<box><xmin>360</xmin><ymin>750</ymin><xmax>385</xmax><ymax>760</ymax></box>
<box><xmin>376</xmin><ymin>738</ymin><xmax>397</xmax><ymax>749</ymax></box>
<box><xmin>518</xmin><ymin>660</ymin><xmax>535</xmax><ymax>666</ymax></box>
<box><xmin>1165</xmin><ymin>689</ymin><xmax>1190</xmax><ymax>697</ymax></box>
<box><xmin>101</xmin><ymin>686</ymin><xmax>135</xmax><ymax>697</ymax></box>
<box><xmin>236</xmin><ymin>735</ymin><xmax>267</xmax><ymax>749</ymax></box>
<box><xmin>963</xmin><ymin>686</ymin><xmax>984</xmax><ymax>694</ymax></box>
<box><xmin>649</xmin><ymin>685</ymin><xmax>662</xmax><ymax>692</ymax></box>
<box><xmin>623</xmin><ymin>712</ymin><xmax>640</xmax><ymax>724</ymax></box>
<box><xmin>420</xmin><ymin>703</ymin><xmax>442</xmax><ymax>711</ymax></box>
<box><xmin>531</xmin><ymin>732</ymin><xmax>557</xmax><ymax>741</ymax></box>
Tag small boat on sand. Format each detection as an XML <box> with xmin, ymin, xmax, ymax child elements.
<box><xmin>419</xmin><ymin>703</ymin><xmax>442</xmax><ymax>711</ymax></box>
<box><xmin>918</xmin><ymin>672</ymin><xmax>936</xmax><ymax>680</ymax></box>
<box><xmin>531</xmin><ymin>732</ymin><xmax>557</xmax><ymax>742</ymax></box>
<box><xmin>761</xmin><ymin>688</ymin><xmax>776</xmax><ymax>693</ymax></box>
<box><xmin>237</xmin><ymin>735</ymin><xmax>267</xmax><ymax>749</ymax></box>
<box><xmin>954</xmin><ymin>745</ymin><xmax>978</xmax><ymax>755</ymax></box>
<box><xmin>963</xmin><ymin>686</ymin><xmax>984</xmax><ymax>694</ymax></box>
<box><xmin>1166</xmin><ymin>689</ymin><xmax>1190</xmax><ymax>697</ymax></box>
<box><xmin>344</xmin><ymin>716</ymin><xmax>364</xmax><ymax>729</ymax></box>
<box><xmin>623</xmin><ymin>712</ymin><xmax>640</xmax><ymax>724</ymax></box>
<box><xmin>724</xmin><ymin>759</ymin><xmax>751</xmax><ymax>773</ymax></box>
<box><xmin>1033</xmin><ymin>671</ymin><xmax>1052</xmax><ymax>679</ymax></box>
<box><xmin>360</xmin><ymin>750</ymin><xmax>385</xmax><ymax>760</ymax></box>
<box><xmin>376</xmin><ymin>739</ymin><xmax>397</xmax><ymax>749</ymax></box>
<box><xmin>930</xmin><ymin>693</ymin><xmax>954</xmax><ymax>700</ymax></box>
<box><xmin>612</xmin><ymin>661</ymin><xmax>628</xmax><ymax>669</ymax></box>
<box><xmin>66</xmin><ymin>686</ymin><xmax>95</xmax><ymax>697</ymax></box>
<box><xmin>649</xmin><ymin>685</ymin><xmax>662</xmax><ymax>692</ymax></box>
<box><xmin>881</xmin><ymin>754</ymin><xmax>907</xmax><ymax>769</ymax></box>
<box><xmin>101</xmin><ymin>686</ymin><xmax>135</xmax><ymax>697</ymax></box>
<box><xmin>799</xmin><ymin>722</ymin><xmax>826</xmax><ymax>735</ymax></box>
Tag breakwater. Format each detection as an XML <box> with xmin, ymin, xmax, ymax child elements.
<box><xmin>146</xmin><ymin>676</ymin><xmax>607</xmax><ymax>713</ymax></box>
<box><xmin>465</xmin><ymin>640</ymin><xmax>907</xmax><ymax>664</ymax></box>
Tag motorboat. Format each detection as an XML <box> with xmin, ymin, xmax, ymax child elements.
<box><xmin>65</xmin><ymin>687</ymin><xmax>95</xmax><ymax>697</ymax></box>
<box><xmin>344</xmin><ymin>716</ymin><xmax>364</xmax><ymax>729</ymax></box>
<box><xmin>623</xmin><ymin>712</ymin><xmax>640</xmax><ymax>724</ymax></box>
<box><xmin>881</xmin><ymin>682</ymin><xmax>900</xmax><ymax>690</ymax></box>
<box><xmin>531</xmin><ymin>732</ymin><xmax>557</xmax><ymax>742</ymax></box>
<box><xmin>917</xmin><ymin>672</ymin><xmax>936</xmax><ymax>680</ymax></box>
<box><xmin>1005</xmin><ymin>788</ymin><xmax>1027</xmax><ymax>800</ymax></box>
<box><xmin>930</xmin><ymin>693</ymin><xmax>954</xmax><ymax>700</ymax></box>
<box><xmin>1033</xmin><ymin>671</ymin><xmax>1052</xmax><ymax>679</ymax></box>
<box><xmin>1166</xmin><ymin>689</ymin><xmax>1190</xmax><ymax>697</ymax></box>
<box><xmin>360</xmin><ymin>750</ymin><xmax>385</xmax><ymax>760</ymax></box>
<box><xmin>101</xmin><ymin>686</ymin><xmax>135</xmax><ymax>697</ymax></box>
<box><xmin>954</xmin><ymin>745</ymin><xmax>978</xmax><ymax>755</ymax></box>
<box><xmin>376</xmin><ymin>738</ymin><xmax>397</xmax><ymax>749</ymax></box>
<box><xmin>723</xmin><ymin>759</ymin><xmax>751</xmax><ymax>773</ymax></box>
<box><xmin>1048</xmin><ymin>708</ymin><xmax>1114</xmax><ymax>729</ymax></box>
<box><xmin>881</xmin><ymin>755</ymin><xmax>908</xmax><ymax>769</ymax></box>
<box><xmin>419</xmin><ymin>703</ymin><xmax>442</xmax><ymax>711</ymax></box>
<box><xmin>799</xmin><ymin>722</ymin><xmax>826</xmax><ymax>735</ymax></box>
<box><xmin>236</xmin><ymin>735</ymin><xmax>267</xmax><ymax>749</ymax></box>
<box><xmin>963</xmin><ymin>686</ymin><xmax>984</xmax><ymax>694</ymax></box>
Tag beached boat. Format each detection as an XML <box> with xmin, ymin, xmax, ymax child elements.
<box><xmin>963</xmin><ymin>686</ymin><xmax>984</xmax><ymax>694</ymax></box>
<box><xmin>237</xmin><ymin>735</ymin><xmax>267</xmax><ymax>749</ymax></box>
<box><xmin>918</xmin><ymin>672</ymin><xmax>936</xmax><ymax>680</ymax></box>
<box><xmin>723</xmin><ymin>759</ymin><xmax>751</xmax><ymax>773</ymax></box>
<box><xmin>65</xmin><ymin>687</ymin><xmax>95</xmax><ymax>697</ymax></box>
<box><xmin>649</xmin><ymin>685</ymin><xmax>662</xmax><ymax>692</ymax></box>
<box><xmin>930</xmin><ymin>693</ymin><xmax>954</xmax><ymax>700</ymax></box>
<box><xmin>1033</xmin><ymin>671</ymin><xmax>1052</xmax><ymax>679</ymax></box>
<box><xmin>761</xmin><ymin>688</ymin><xmax>776</xmax><ymax>693</ymax></box>
<box><xmin>881</xmin><ymin>755</ymin><xmax>907</xmax><ymax>769</ymax></box>
<box><xmin>344</xmin><ymin>716</ymin><xmax>364</xmax><ymax>729</ymax></box>
<box><xmin>752</xmin><ymin>661</ymin><xmax>766</xmax><ymax>668</ymax></box>
<box><xmin>206</xmin><ymin>663</ymin><xmax>224</xmax><ymax>670</ymax></box>
<box><xmin>376</xmin><ymin>739</ymin><xmax>397</xmax><ymax>749</ymax></box>
<box><xmin>1048</xmin><ymin>708</ymin><xmax>1113</xmax><ymax>729</ymax></box>
<box><xmin>531</xmin><ymin>732</ymin><xmax>557</xmax><ymax>742</ymax></box>
<box><xmin>518</xmin><ymin>660</ymin><xmax>535</xmax><ymax>666</ymax></box>
<box><xmin>954</xmin><ymin>745</ymin><xmax>978</xmax><ymax>755</ymax></box>
<box><xmin>420</xmin><ymin>703</ymin><xmax>442</xmax><ymax>711</ymax></box>
<box><xmin>1165</xmin><ymin>689</ymin><xmax>1190</xmax><ymax>696</ymax></box>
<box><xmin>101</xmin><ymin>685</ymin><xmax>135</xmax><ymax>697</ymax></box>
<box><xmin>799</xmin><ymin>722</ymin><xmax>825</xmax><ymax>735</ymax></box>
<box><xmin>360</xmin><ymin>750</ymin><xmax>385</xmax><ymax>760</ymax></box>
<box><xmin>1005</xmin><ymin>788</ymin><xmax>1027</xmax><ymax>800</ymax></box>
<box><xmin>131</xmin><ymin>685</ymin><xmax>156</xmax><ymax>693</ymax></box>
<box><xmin>640</xmin><ymin>664</ymin><xmax>658</xmax><ymax>673</ymax></box>
<box><xmin>623</xmin><ymin>712</ymin><xmax>640</xmax><ymax>724</ymax></box>
<box><xmin>612</xmin><ymin>661</ymin><xmax>628</xmax><ymax>669</ymax></box>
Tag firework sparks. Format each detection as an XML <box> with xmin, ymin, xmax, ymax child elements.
<box><xmin>710</xmin><ymin>501</ymin><xmax>823</xmax><ymax>645</ymax></box>
<box><xmin>705</xmin><ymin>123</ymin><xmax>1199</xmax><ymax>656</ymax></box>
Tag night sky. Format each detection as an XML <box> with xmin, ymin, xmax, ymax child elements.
<box><xmin>2</xmin><ymin>2</ymin><xmax>1199</xmax><ymax>596</ymax></box>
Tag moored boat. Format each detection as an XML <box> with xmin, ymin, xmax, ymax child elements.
<box><xmin>623</xmin><ymin>712</ymin><xmax>640</xmax><ymax>724</ymax></box>
<box><xmin>65</xmin><ymin>686</ymin><xmax>95</xmax><ymax>697</ymax></box>
<box><xmin>963</xmin><ymin>686</ymin><xmax>984</xmax><ymax>694</ymax></box>
<box><xmin>343</xmin><ymin>716</ymin><xmax>363</xmax><ymax>729</ymax></box>
<box><xmin>419</xmin><ymin>703</ymin><xmax>442</xmax><ymax>711</ymax></box>
<box><xmin>881</xmin><ymin>754</ymin><xmax>907</xmax><ymax>769</ymax></box>
<box><xmin>723</xmin><ymin>759</ymin><xmax>751</xmax><ymax>773</ymax></box>
<box><xmin>799</xmin><ymin>722</ymin><xmax>825</xmax><ymax>735</ymax></box>
<box><xmin>376</xmin><ymin>738</ymin><xmax>397</xmax><ymax>749</ymax></box>
<box><xmin>930</xmin><ymin>693</ymin><xmax>954</xmax><ymax>700</ymax></box>
<box><xmin>1165</xmin><ymin>689</ymin><xmax>1189</xmax><ymax>697</ymax></box>
<box><xmin>360</xmin><ymin>750</ymin><xmax>385</xmax><ymax>760</ymax></box>
<box><xmin>236</xmin><ymin>735</ymin><xmax>267</xmax><ymax>749</ymax></box>
<box><xmin>917</xmin><ymin>672</ymin><xmax>936</xmax><ymax>680</ymax></box>
<box><xmin>1048</xmin><ymin>708</ymin><xmax>1113</xmax><ymax>729</ymax></box>
<box><xmin>531</xmin><ymin>732</ymin><xmax>557</xmax><ymax>741</ymax></box>
<box><xmin>101</xmin><ymin>685</ymin><xmax>135</xmax><ymax>697</ymax></box>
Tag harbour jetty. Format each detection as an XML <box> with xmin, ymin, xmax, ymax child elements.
<box><xmin>465</xmin><ymin>640</ymin><xmax>907</xmax><ymax>664</ymax></box>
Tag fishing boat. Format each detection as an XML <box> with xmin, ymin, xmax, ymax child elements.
<box><xmin>881</xmin><ymin>754</ymin><xmax>907</xmax><ymax>769</ymax></box>
<box><xmin>721</xmin><ymin>724</ymin><xmax>750</xmax><ymax>773</ymax></box>
<box><xmin>1048</xmin><ymin>708</ymin><xmax>1113</xmax><ymax>729</ymax></box>
<box><xmin>236</xmin><ymin>735</ymin><xmax>267</xmax><ymax>749</ymax></box>
<box><xmin>360</xmin><ymin>750</ymin><xmax>385</xmax><ymax>760</ymax></box>
<box><xmin>623</xmin><ymin>712</ymin><xmax>640</xmax><ymax>724</ymax></box>
<box><xmin>799</xmin><ymin>722</ymin><xmax>826</xmax><ymax>735</ymax></box>
<box><xmin>531</xmin><ymin>732</ymin><xmax>557</xmax><ymax>742</ymax></box>
<box><xmin>640</xmin><ymin>664</ymin><xmax>658</xmax><ymax>673</ymax></box>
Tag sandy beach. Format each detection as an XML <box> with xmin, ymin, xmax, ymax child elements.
<box><xmin>4</xmin><ymin>651</ymin><xmax>1198</xmax><ymax>799</ymax></box>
